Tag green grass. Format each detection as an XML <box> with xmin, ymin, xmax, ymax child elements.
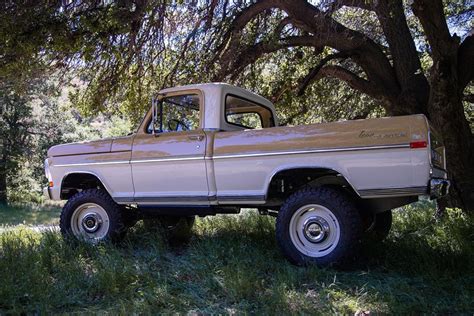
<box><xmin>0</xmin><ymin>203</ymin><xmax>61</xmax><ymax>226</ymax></box>
<box><xmin>0</xmin><ymin>202</ymin><xmax>473</xmax><ymax>314</ymax></box>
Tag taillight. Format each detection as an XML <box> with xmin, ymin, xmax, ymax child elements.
<box><xmin>410</xmin><ymin>141</ymin><xmax>428</xmax><ymax>149</ymax></box>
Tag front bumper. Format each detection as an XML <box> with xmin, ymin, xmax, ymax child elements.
<box><xmin>43</xmin><ymin>186</ymin><xmax>52</xmax><ymax>200</ymax></box>
<box><xmin>429</xmin><ymin>178</ymin><xmax>450</xmax><ymax>199</ymax></box>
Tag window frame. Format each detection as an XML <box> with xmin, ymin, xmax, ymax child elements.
<box><xmin>140</xmin><ymin>90</ymin><xmax>204</xmax><ymax>135</ymax></box>
<box><xmin>224</xmin><ymin>94</ymin><xmax>275</xmax><ymax>130</ymax></box>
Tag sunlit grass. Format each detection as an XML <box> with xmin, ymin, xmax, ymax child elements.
<box><xmin>0</xmin><ymin>203</ymin><xmax>61</xmax><ymax>226</ymax></box>
<box><xmin>0</xmin><ymin>202</ymin><xmax>473</xmax><ymax>314</ymax></box>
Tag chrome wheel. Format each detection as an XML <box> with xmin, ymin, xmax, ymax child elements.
<box><xmin>70</xmin><ymin>203</ymin><xmax>110</xmax><ymax>242</ymax></box>
<box><xmin>289</xmin><ymin>204</ymin><xmax>340</xmax><ymax>257</ymax></box>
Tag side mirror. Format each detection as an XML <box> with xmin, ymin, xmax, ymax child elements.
<box><xmin>151</xmin><ymin>94</ymin><xmax>164</xmax><ymax>135</ymax></box>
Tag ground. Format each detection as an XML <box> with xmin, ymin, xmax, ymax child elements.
<box><xmin>0</xmin><ymin>201</ymin><xmax>473</xmax><ymax>314</ymax></box>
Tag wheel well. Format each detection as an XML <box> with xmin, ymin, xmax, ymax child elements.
<box><xmin>266</xmin><ymin>168</ymin><xmax>358</xmax><ymax>202</ymax></box>
<box><xmin>60</xmin><ymin>173</ymin><xmax>107</xmax><ymax>199</ymax></box>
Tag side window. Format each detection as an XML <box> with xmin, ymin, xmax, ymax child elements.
<box><xmin>148</xmin><ymin>94</ymin><xmax>200</xmax><ymax>133</ymax></box>
<box><xmin>225</xmin><ymin>95</ymin><xmax>274</xmax><ymax>129</ymax></box>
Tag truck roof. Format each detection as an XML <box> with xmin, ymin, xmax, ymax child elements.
<box><xmin>159</xmin><ymin>82</ymin><xmax>274</xmax><ymax>109</ymax></box>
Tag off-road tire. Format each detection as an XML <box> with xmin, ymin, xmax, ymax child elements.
<box><xmin>60</xmin><ymin>189</ymin><xmax>127</xmax><ymax>242</ymax></box>
<box><xmin>143</xmin><ymin>216</ymin><xmax>195</xmax><ymax>242</ymax></box>
<box><xmin>363</xmin><ymin>210</ymin><xmax>392</xmax><ymax>242</ymax></box>
<box><xmin>276</xmin><ymin>186</ymin><xmax>363</xmax><ymax>266</ymax></box>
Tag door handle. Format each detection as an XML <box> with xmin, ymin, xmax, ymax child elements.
<box><xmin>188</xmin><ymin>135</ymin><xmax>204</xmax><ymax>141</ymax></box>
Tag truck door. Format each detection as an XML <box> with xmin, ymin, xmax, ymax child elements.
<box><xmin>131</xmin><ymin>92</ymin><xmax>209</xmax><ymax>204</ymax></box>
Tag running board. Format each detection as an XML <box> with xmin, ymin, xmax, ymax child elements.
<box><xmin>137</xmin><ymin>205</ymin><xmax>240</xmax><ymax>217</ymax></box>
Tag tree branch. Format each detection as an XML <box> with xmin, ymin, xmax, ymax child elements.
<box><xmin>458</xmin><ymin>32</ymin><xmax>474</xmax><ymax>90</ymax></box>
<box><xmin>374</xmin><ymin>0</ymin><xmax>428</xmax><ymax>92</ymax></box>
<box><xmin>216</xmin><ymin>36</ymin><xmax>324</xmax><ymax>81</ymax></box>
<box><xmin>315</xmin><ymin>65</ymin><xmax>383</xmax><ymax>99</ymax></box>
<box><xmin>323</xmin><ymin>0</ymin><xmax>373</xmax><ymax>15</ymax></box>
<box><xmin>297</xmin><ymin>51</ymin><xmax>353</xmax><ymax>96</ymax></box>
<box><xmin>412</xmin><ymin>0</ymin><xmax>459</xmax><ymax>61</ymax></box>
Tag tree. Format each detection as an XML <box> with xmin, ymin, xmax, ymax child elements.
<box><xmin>209</xmin><ymin>0</ymin><xmax>474</xmax><ymax>211</ymax></box>
<box><xmin>0</xmin><ymin>1</ymin><xmax>472</xmax><ymax>210</ymax></box>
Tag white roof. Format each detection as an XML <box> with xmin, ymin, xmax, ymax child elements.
<box><xmin>159</xmin><ymin>82</ymin><xmax>274</xmax><ymax>109</ymax></box>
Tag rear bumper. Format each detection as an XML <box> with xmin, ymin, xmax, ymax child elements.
<box><xmin>43</xmin><ymin>186</ymin><xmax>51</xmax><ymax>200</ymax></box>
<box><xmin>429</xmin><ymin>178</ymin><xmax>450</xmax><ymax>199</ymax></box>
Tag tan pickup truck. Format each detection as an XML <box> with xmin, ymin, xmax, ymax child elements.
<box><xmin>44</xmin><ymin>83</ymin><xmax>449</xmax><ymax>266</ymax></box>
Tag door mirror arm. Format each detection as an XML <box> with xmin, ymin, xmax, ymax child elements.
<box><xmin>151</xmin><ymin>94</ymin><xmax>165</xmax><ymax>135</ymax></box>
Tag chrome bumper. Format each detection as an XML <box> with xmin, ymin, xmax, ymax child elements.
<box><xmin>43</xmin><ymin>186</ymin><xmax>51</xmax><ymax>200</ymax></box>
<box><xmin>429</xmin><ymin>178</ymin><xmax>450</xmax><ymax>199</ymax></box>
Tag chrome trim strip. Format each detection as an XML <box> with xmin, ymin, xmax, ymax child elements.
<box><xmin>55</xmin><ymin>160</ymin><xmax>130</xmax><ymax>167</ymax></box>
<box><xmin>131</xmin><ymin>156</ymin><xmax>202</xmax><ymax>164</ymax></box>
<box><xmin>52</xmin><ymin>149</ymin><xmax>131</xmax><ymax>158</ymax></box>
<box><xmin>359</xmin><ymin>186</ymin><xmax>427</xmax><ymax>197</ymax></box>
<box><xmin>54</xmin><ymin>155</ymin><xmax>203</xmax><ymax>167</ymax></box>
<box><xmin>212</xmin><ymin>144</ymin><xmax>410</xmax><ymax>160</ymax></box>
<box><xmin>134</xmin><ymin>195</ymin><xmax>211</xmax><ymax>202</ymax></box>
<box><xmin>114</xmin><ymin>194</ymin><xmax>266</xmax><ymax>204</ymax></box>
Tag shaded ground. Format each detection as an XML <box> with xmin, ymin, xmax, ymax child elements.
<box><xmin>0</xmin><ymin>202</ymin><xmax>473</xmax><ymax>314</ymax></box>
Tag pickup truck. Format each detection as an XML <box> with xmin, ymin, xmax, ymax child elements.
<box><xmin>44</xmin><ymin>83</ymin><xmax>450</xmax><ymax>266</ymax></box>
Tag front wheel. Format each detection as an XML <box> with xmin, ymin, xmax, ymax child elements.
<box><xmin>60</xmin><ymin>189</ymin><xmax>127</xmax><ymax>243</ymax></box>
<box><xmin>276</xmin><ymin>186</ymin><xmax>362</xmax><ymax>266</ymax></box>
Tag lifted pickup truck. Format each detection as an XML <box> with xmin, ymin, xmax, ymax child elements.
<box><xmin>44</xmin><ymin>83</ymin><xmax>450</xmax><ymax>266</ymax></box>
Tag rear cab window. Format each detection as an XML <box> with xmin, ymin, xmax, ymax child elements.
<box><xmin>225</xmin><ymin>94</ymin><xmax>275</xmax><ymax>130</ymax></box>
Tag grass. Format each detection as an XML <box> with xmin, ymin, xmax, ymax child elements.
<box><xmin>0</xmin><ymin>203</ymin><xmax>61</xmax><ymax>227</ymax></box>
<box><xmin>0</xmin><ymin>201</ymin><xmax>473</xmax><ymax>314</ymax></box>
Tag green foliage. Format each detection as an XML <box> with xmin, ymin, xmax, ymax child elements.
<box><xmin>0</xmin><ymin>206</ymin><xmax>473</xmax><ymax>314</ymax></box>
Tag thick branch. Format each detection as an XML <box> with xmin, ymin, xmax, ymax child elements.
<box><xmin>216</xmin><ymin>0</ymin><xmax>400</xmax><ymax>100</ymax></box>
<box><xmin>214</xmin><ymin>0</ymin><xmax>283</xmax><ymax>56</ymax></box>
<box><xmin>297</xmin><ymin>51</ymin><xmax>353</xmax><ymax>96</ymax></box>
<box><xmin>315</xmin><ymin>65</ymin><xmax>383</xmax><ymax>99</ymax></box>
<box><xmin>458</xmin><ymin>32</ymin><xmax>474</xmax><ymax>90</ymax></box>
<box><xmin>324</xmin><ymin>0</ymin><xmax>373</xmax><ymax>15</ymax></box>
<box><xmin>412</xmin><ymin>0</ymin><xmax>459</xmax><ymax>61</ymax></box>
<box><xmin>277</xmin><ymin>0</ymin><xmax>399</xmax><ymax>96</ymax></box>
<box><xmin>216</xmin><ymin>36</ymin><xmax>323</xmax><ymax>81</ymax></box>
<box><xmin>374</xmin><ymin>0</ymin><xmax>428</xmax><ymax>93</ymax></box>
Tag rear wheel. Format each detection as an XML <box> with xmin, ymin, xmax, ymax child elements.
<box><xmin>276</xmin><ymin>186</ymin><xmax>362</xmax><ymax>266</ymax></box>
<box><xmin>60</xmin><ymin>189</ymin><xmax>126</xmax><ymax>243</ymax></box>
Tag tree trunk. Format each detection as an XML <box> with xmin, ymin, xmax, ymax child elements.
<box><xmin>0</xmin><ymin>163</ymin><xmax>7</xmax><ymax>205</ymax></box>
<box><xmin>0</xmin><ymin>139</ymin><xmax>8</xmax><ymax>205</ymax></box>
<box><xmin>427</xmin><ymin>60</ymin><xmax>474</xmax><ymax>212</ymax></box>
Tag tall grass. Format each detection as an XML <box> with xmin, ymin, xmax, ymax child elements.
<box><xmin>0</xmin><ymin>202</ymin><xmax>473</xmax><ymax>314</ymax></box>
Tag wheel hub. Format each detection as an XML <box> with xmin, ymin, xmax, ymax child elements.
<box><xmin>81</xmin><ymin>213</ymin><xmax>102</xmax><ymax>233</ymax></box>
<box><xmin>302</xmin><ymin>216</ymin><xmax>330</xmax><ymax>243</ymax></box>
